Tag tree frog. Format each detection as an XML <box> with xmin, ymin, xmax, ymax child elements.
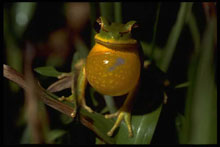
<box><xmin>60</xmin><ymin>17</ymin><xmax>142</xmax><ymax>137</ymax></box>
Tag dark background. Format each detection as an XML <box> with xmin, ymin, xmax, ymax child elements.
<box><xmin>3</xmin><ymin>2</ymin><xmax>206</xmax><ymax>144</ymax></box>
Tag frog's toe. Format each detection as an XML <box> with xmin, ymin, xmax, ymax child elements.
<box><xmin>106</xmin><ymin>111</ymin><xmax>133</xmax><ymax>137</ymax></box>
<box><xmin>104</xmin><ymin>111</ymin><xmax>119</xmax><ymax>119</ymax></box>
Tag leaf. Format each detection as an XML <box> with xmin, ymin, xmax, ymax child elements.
<box><xmin>140</xmin><ymin>41</ymin><xmax>162</xmax><ymax>64</ymax></box>
<box><xmin>34</xmin><ymin>66</ymin><xmax>62</xmax><ymax>78</ymax></box>
<box><xmin>150</xmin><ymin>2</ymin><xmax>161</xmax><ymax>61</ymax></box>
<box><xmin>20</xmin><ymin>126</ymin><xmax>31</xmax><ymax>144</ymax></box>
<box><xmin>80</xmin><ymin>109</ymin><xmax>116</xmax><ymax>144</ymax></box>
<box><xmin>60</xmin><ymin>113</ymin><xmax>73</xmax><ymax>125</ymax></box>
<box><xmin>47</xmin><ymin>129</ymin><xmax>67</xmax><ymax>143</ymax></box>
<box><xmin>159</xmin><ymin>3</ymin><xmax>193</xmax><ymax>72</ymax></box>
<box><xmin>47</xmin><ymin>75</ymin><xmax>73</xmax><ymax>92</ymax></box>
<box><xmin>180</xmin><ymin>16</ymin><xmax>217</xmax><ymax>144</ymax></box>
<box><xmin>71</xmin><ymin>38</ymin><xmax>89</xmax><ymax>71</ymax></box>
<box><xmin>175</xmin><ymin>81</ymin><xmax>189</xmax><ymax>89</ymax></box>
<box><xmin>99</xmin><ymin>2</ymin><xmax>114</xmax><ymax>22</ymax></box>
<box><xmin>115</xmin><ymin>105</ymin><xmax>163</xmax><ymax>144</ymax></box>
<box><xmin>12</xmin><ymin>3</ymin><xmax>37</xmax><ymax>38</ymax></box>
<box><xmin>80</xmin><ymin>104</ymin><xmax>163</xmax><ymax>144</ymax></box>
<box><xmin>114</xmin><ymin>2</ymin><xmax>122</xmax><ymax>23</ymax></box>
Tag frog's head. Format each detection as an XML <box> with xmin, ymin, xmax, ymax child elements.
<box><xmin>94</xmin><ymin>16</ymin><xmax>138</xmax><ymax>45</ymax></box>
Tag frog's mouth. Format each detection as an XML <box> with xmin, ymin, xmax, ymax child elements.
<box><xmin>95</xmin><ymin>38</ymin><xmax>138</xmax><ymax>49</ymax></box>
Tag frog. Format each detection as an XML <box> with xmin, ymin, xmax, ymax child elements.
<box><xmin>58</xmin><ymin>16</ymin><xmax>143</xmax><ymax>137</ymax></box>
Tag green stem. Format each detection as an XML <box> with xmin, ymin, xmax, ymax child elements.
<box><xmin>114</xmin><ymin>2</ymin><xmax>122</xmax><ymax>23</ymax></box>
<box><xmin>159</xmin><ymin>3</ymin><xmax>193</xmax><ymax>72</ymax></box>
<box><xmin>103</xmin><ymin>95</ymin><xmax>117</xmax><ymax>113</ymax></box>
<box><xmin>150</xmin><ymin>2</ymin><xmax>161</xmax><ymax>61</ymax></box>
<box><xmin>90</xmin><ymin>2</ymin><xmax>97</xmax><ymax>47</ymax></box>
<box><xmin>187</xmin><ymin>13</ymin><xmax>200</xmax><ymax>54</ymax></box>
<box><xmin>99</xmin><ymin>2</ymin><xmax>114</xmax><ymax>22</ymax></box>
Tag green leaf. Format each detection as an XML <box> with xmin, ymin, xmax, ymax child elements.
<box><xmin>180</xmin><ymin>16</ymin><xmax>217</xmax><ymax>144</ymax></box>
<box><xmin>114</xmin><ymin>2</ymin><xmax>122</xmax><ymax>23</ymax></box>
<box><xmin>60</xmin><ymin>113</ymin><xmax>73</xmax><ymax>125</ymax></box>
<box><xmin>188</xmin><ymin>18</ymin><xmax>216</xmax><ymax>144</ymax></box>
<box><xmin>34</xmin><ymin>66</ymin><xmax>62</xmax><ymax>77</ymax></box>
<box><xmin>116</xmin><ymin>105</ymin><xmax>163</xmax><ymax>144</ymax></box>
<box><xmin>71</xmin><ymin>39</ymin><xmax>89</xmax><ymax>71</ymax></box>
<box><xmin>89</xmin><ymin>2</ymin><xmax>97</xmax><ymax>47</ymax></box>
<box><xmin>140</xmin><ymin>41</ymin><xmax>162</xmax><ymax>64</ymax></box>
<box><xmin>12</xmin><ymin>3</ymin><xmax>37</xmax><ymax>39</ymax></box>
<box><xmin>159</xmin><ymin>3</ymin><xmax>193</xmax><ymax>72</ymax></box>
<box><xmin>150</xmin><ymin>2</ymin><xmax>161</xmax><ymax>61</ymax></box>
<box><xmin>20</xmin><ymin>126</ymin><xmax>31</xmax><ymax>144</ymax></box>
<box><xmin>47</xmin><ymin>129</ymin><xmax>67</xmax><ymax>143</ymax></box>
<box><xmin>99</xmin><ymin>2</ymin><xmax>114</xmax><ymax>22</ymax></box>
<box><xmin>80</xmin><ymin>109</ymin><xmax>116</xmax><ymax>144</ymax></box>
<box><xmin>175</xmin><ymin>81</ymin><xmax>189</xmax><ymax>89</ymax></box>
<box><xmin>80</xmin><ymin>104</ymin><xmax>163</xmax><ymax>144</ymax></box>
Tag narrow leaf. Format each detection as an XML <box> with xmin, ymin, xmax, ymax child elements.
<box><xmin>159</xmin><ymin>3</ymin><xmax>193</xmax><ymax>72</ymax></box>
<box><xmin>116</xmin><ymin>105</ymin><xmax>163</xmax><ymax>144</ymax></box>
<box><xmin>34</xmin><ymin>66</ymin><xmax>62</xmax><ymax>78</ymax></box>
<box><xmin>47</xmin><ymin>129</ymin><xmax>67</xmax><ymax>143</ymax></box>
<box><xmin>47</xmin><ymin>75</ymin><xmax>73</xmax><ymax>92</ymax></box>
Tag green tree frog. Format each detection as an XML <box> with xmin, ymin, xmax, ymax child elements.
<box><xmin>60</xmin><ymin>16</ymin><xmax>142</xmax><ymax>137</ymax></box>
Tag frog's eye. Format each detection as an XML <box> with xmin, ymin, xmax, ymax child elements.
<box><xmin>129</xmin><ymin>22</ymin><xmax>139</xmax><ymax>32</ymax></box>
<box><xmin>94</xmin><ymin>17</ymin><xmax>109</xmax><ymax>33</ymax></box>
<box><xmin>94</xmin><ymin>19</ymin><xmax>101</xmax><ymax>33</ymax></box>
<box><xmin>129</xmin><ymin>22</ymin><xmax>142</xmax><ymax>40</ymax></box>
<box><xmin>119</xmin><ymin>22</ymin><xmax>139</xmax><ymax>37</ymax></box>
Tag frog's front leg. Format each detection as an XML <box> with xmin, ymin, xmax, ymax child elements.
<box><xmin>105</xmin><ymin>81</ymin><xmax>139</xmax><ymax>137</ymax></box>
<box><xmin>57</xmin><ymin>63</ymin><xmax>93</xmax><ymax>117</ymax></box>
<box><xmin>57</xmin><ymin>72</ymin><xmax>77</xmax><ymax>118</ymax></box>
<box><xmin>77</xmin><ymin>65</ymin><xmax>93</xmax><ymax>113</ymax></box>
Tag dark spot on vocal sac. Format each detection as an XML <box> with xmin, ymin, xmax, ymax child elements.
<box><xmin>109</xmin><ymin>58</ymin><xmax>125</xmax><ymax>71</ymax></box>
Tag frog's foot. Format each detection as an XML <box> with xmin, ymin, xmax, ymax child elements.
<box><xmin>58</xmin><ymin>95</ymin><xmax>77</xmax><ymax>118</ymax></box>
<box><xmin>105</xmin><ymin>111</ymin><xmax>133</xmax><ymax>137</ymax></box>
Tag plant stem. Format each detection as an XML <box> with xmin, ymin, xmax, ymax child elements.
<box><xmin>159</xmin><ymin>3</ymin><xmax>193</xmax><ymax>72</ymax></box>
<box><xmin>99</xmin><ymin>2</ymin><xmax>114</xmax><ymax>22</ymax></box>
<box><xmin>114</xmin><ymin>2</ymin><xmax>122</xmax><ymax>23</ymax></box>
<box><xmin>150</xmin><ymin>2</ymin><xmax>161</xmax><ymax>61</ymax></box>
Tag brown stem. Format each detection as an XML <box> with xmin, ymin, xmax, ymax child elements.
<box><xmin>3</xmin><ymin>64</ymin><xmax>75</xmax><ymax>118</ymax></box>
<box><xmin>3</xmin><ymin>64</ymin><xmax>109</xmax><ymax>144</ymax></box>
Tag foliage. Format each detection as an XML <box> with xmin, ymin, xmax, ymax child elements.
<box><xmin>3</xmin><ymin>2</ymin><xmax>217</xmax><ymax>144</ymax></box>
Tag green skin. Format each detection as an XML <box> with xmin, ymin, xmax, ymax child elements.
<box><xmin>95</xmin><ymin>16</ymin><xmax>137</xmax><ymax>44</ymax></box>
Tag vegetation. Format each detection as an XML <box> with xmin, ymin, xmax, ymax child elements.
<box><xmin>3</xmin><ymin>2</ymin><xmax>217</xmax><ymax>144</ymax></box>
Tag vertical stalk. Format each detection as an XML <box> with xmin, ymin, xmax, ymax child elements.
<box><xmin>114</xmin><ymin>2</ymin><xmax>122</xmax><ymax>23</ymax></box>
<box><xmin>150</xmin><ymin>2</ymin><xmax>161</xmax><ymax>61</ymax></box>
<box><xmin>90</xmin><ymin>2</ymin><xmax>97</xmax><ymax>47</ymax></box>
<box><xmin>159</xmin><ymin>3</ymin><xmax>193</xmax><ymax>72</ymax></box>
<box><xmin>99</xmin><ymin>2</ymin><xmax>114</xmax><ymax>22</ymax></box>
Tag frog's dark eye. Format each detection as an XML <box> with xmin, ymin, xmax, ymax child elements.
<box><xmin>94</xmin><ymin>20</ymin><xmax>101</xmax><ymax>33</ymax></box>
<box><xmin>131</xmin><ymin>23</ymin><xmax>139</xmax><ymax>30</ymax></box>
<box><xmin>131</xmin><ymin>23</ymin><xmax>141</xmax><ymax>39</ymax></box>
<box><xmin>94</xmin><ymin>17</ymin><xmax>109</xmax><ymax>33</ymax></box>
